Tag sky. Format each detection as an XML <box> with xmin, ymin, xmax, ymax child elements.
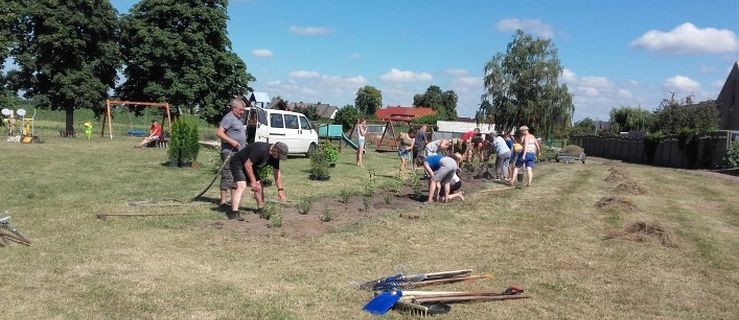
<box><xmin>107</xmin><ymin>0</ymin><xmax>739</xmax><ymax>121</ymax></box>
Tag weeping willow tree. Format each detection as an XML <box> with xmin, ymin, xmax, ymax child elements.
<box><xmin>609</xmin><ymin>106</ymin><xmax>653</xmax><ymax>132</ymax></box>
<box><xmin>479</xmin><ymin>30</ymin><xmax>573</xmax><ymax>137</ymax></box>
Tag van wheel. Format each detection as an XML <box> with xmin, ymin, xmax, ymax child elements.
<box><xmin>306</xmin><ymin>143</ymin><xmax>316</xmax><ymax>157</ymax></box>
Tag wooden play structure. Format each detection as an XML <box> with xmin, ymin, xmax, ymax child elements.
<box><xmin>374</xmin><ymin>121</ymin><xmax>434</xmax><ymax>152</ymax></box>
<box><xmin>101</xmin><ymin>100</ymin><xmax>172</xmax><ymax>140</ymax></box>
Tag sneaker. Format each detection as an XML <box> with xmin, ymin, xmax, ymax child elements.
<box><xmin>227</xmin><ymin>210</ymin><xmax>245</xmax><ymax>221</ymax></box>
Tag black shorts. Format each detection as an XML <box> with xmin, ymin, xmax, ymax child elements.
<box><xmin>229</xmin><ymin>157</ymin><xmax>260</xmax><ymax>183</ymax></box>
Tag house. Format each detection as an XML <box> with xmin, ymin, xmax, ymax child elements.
<box><xmin>268</xmin><ymin>97</ymin><xmax>289</xmax><ymax>110</ymax></box>
<box><xmin>374</xmin><ymin>106</ymin><xmax>436</xmax><ymax>122</ymax></box>
<box><xmin>287</xmin><ymin>102</ymin><xmax>338</xmax><ymax>119</ymax></box>
<box><xmin>716</xmin><ymin>61</ymin><xmax>739</xmax><ymax>131</ymax></box>
<box><xmin>247</xmin><ymin>92</ymin><xmax>271</xmax><ymax>108</ymax></box>
<box><xmin>434</xmin><ymin>120</ymin><xmax>495</xmax><ymax>140</ymax></box>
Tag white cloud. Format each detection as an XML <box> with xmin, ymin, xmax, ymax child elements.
<box><xmin>561</xmin><ymin>68</ymin><xmax>577</xmax><ymax>82</ymax></box>
<box><xmin>496</xmin><ymin>18</ymin><xmax>554</xmax><ymax>38</ymax></box>
<box><xmin>630</xmin><ymin>23</ymin><xmax>739</xmax><ymax>54</ymax></box>
<box><xmin>559</xmin><ymin>68</ymin><xmax>651</xmax><ymax>121</ymax></box>
<box><xmin>451</xmin><ymin>76</ymin><xmax>482</xmax><ymax>93</ymax></box>
<box><xmin>252</xmin><ymin>49</ymin><xmax>273</xmax><ymax>57</ymax></box>
<box><xmin>289</xmin><ymin>70</ymin><xmax>320</xmax><ymax>78</ymax></box>
<box><xmin>380</xmin><ymin>68</ymin><xmax>433</xmax><ymax>82</ymax></box>
<box><xmin>579</xmin><ymin>76</ymin><xmax>613</xmax><ymax>89</ymax></box>
<box><xmin>618</xmin><ymin>89</ymin><xmax>633</xmax><ymax>99</ymax></box>
<box><xmin>663</xmin><ymin>75</ymin><xmax>702</xmax><ymax>96</ymax></box>
<box><xmin>265</xmin><ymin>73</ymin><xmax>367</xmax><ymax>105</ymax></box>
<box><xmin>445</xmin><ymin>68</ymin><xmax>469</xmax><ymax>76</ymax></box>
<box><xmin>288</xmin><ymin>26</ymin><xmax>334</xmax><ymax>36</ymax></box>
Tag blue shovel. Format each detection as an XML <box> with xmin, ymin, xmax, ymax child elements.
<box><xmin>362</xmin><ymin>290</ymin><xmax>403</xmax><ymax>315</ymax></box>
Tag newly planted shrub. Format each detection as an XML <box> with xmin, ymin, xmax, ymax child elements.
<box><xmin>270</xmin><ymin>204</ymin><xmax>283</xmax><ymax>227</ymax></box>
<box><xmin>321</xmin><ymin>208</ymin><xmax>334</xmax><ymax>222</ymax></box>
<box><xmin>383</xmin><ymin>194</ymin><xmax>392</xmax><ymax>204</ymax></box>
<box><xmin>363</xmin><ymin>167</ymin><xmax>377</xmax><ymax>197</ymax></box>
<box><xmin>409</xmin><ymin>170</ymin><xmax>423</xmax><ymax>200</ymax></box>
<box><xmin>362</xmin><ymin>196</ymin><xmax>372</xmax><ymax>212</ymax></box>
<box><xmin>309</xmin><ymin>143</ymin><xmax>333</xmax><ymax>180</ymax></box>
<box><xmin>260</xmin><ymin>203</ymin><xmax>277</xmax><ymax>220</ymax></box>
<box><xmin>338</xmin><ymin>189</ymin><xmax>352</xmax><ymax>203</ymax></box>
<box><xmin>167</xmin><ymin>116</ymin><xmax>200</xmax><ymax>167</ymax></box>
<box><xmin>258</xmin><ymin>165</ymin><xmax>274</xmax><ymax>186</ymax></box>
<box><xmin>296</xmin><ymin>196</ymin><xmax>313</xmax><ymax>215</ymax></box>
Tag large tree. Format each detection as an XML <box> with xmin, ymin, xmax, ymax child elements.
<box><xmin>119</xmin><ymin>0</ymin><xmax>254</xmax><ymax>124</ymax></box>
<box><xmin>0</xmin><ymin>0</ymin><xmax>21</xmax><ymax>108</ymax></box>
<box><xmin>413</xmin><ymin>85</ymin><xmax>458</xmax><ymax>120</ymax></box>
<box><xmin>10</xmin><ymin>0</ymin><xmax>120</xmax><ymax>131</ymax></box>
<box><xmin>479</xmin><ymin>30</ymin><xmax>573</xmax><ymax>137</ymax></box>
<box><xmin>609</xmin><ymin>106</ymin><xmax>653</xmax><ymax>133</ymax></box>
<box><xmin>355</xmin><ymin>85</ymin><xmax>382</xmax><ymax>116</ymax></box>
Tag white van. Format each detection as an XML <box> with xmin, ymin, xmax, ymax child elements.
<box><xmin>243</xmin><ymin>107</ymin><xmax>319</xmax><ymax>156</ymax></box>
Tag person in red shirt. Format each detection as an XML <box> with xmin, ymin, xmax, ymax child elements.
<box><xmin>460</xmin><ymin>128</ymin><xmax>480</xmax><ymax>162</ymax></box>
<box><xmin>137</xmin><ymin>120</ymin><xmax>163</xmax><ymax>147</ymax></box>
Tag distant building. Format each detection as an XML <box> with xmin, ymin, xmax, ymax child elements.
<box><xmin>247</xmin><ymin>92</ymin><xmax>271</xmax><ymax>108</ymax></box>
<box><xmin>288</xmin><ymin>102</ymin><xmax>338</xmax><ymax>119</ymax></box>
<box><xmin>375</xmin><ymin>106</ymin><xmax>436</xmax><ymax>122</ymax></box>
<box><xmin>434</xmin><ymin>120</ymin><xmax>495</xmax><ymax>140</ymax></box>
<box><xmin>595</xmin><ymin>120</ymin><xmax>611</xmax><ymax>132</ymax></box>
<box><xmin>716</xmin><ymin>61</ymin><xmax>739</xmax><ymax>130</ymax></box>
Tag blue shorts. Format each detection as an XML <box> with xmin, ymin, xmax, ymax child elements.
<box><xmin>358</xmin><ymin>138</ymin><xmax>365</xmax><ymax>148</ymax></box>
<box><xmin>398</xmin><ymin>148</ymin><xmax>412</xmax><ymax>160</ymax></box>
<box><xmin>516</xmin><ymin>153</ymin><xmax>536</xmax><ymax>168</ymax></box>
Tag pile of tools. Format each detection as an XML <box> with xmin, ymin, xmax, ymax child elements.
<box><xmin>361</xmin><ymin>269</ymin><xmax>529</xmax><ymax>317</ymax></box>
<box><xmin>0</xmin><ymin>214</ymin><xmax>31</xmax><ymax>247</ymax></box>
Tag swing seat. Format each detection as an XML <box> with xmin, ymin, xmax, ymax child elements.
<box><xmin>127</xmin><ymin>129</ymin><xmax>147</xmax><ymax>137</ymax></box>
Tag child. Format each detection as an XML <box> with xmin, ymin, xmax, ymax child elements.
<box><xmin>397</xmin><ymin>128</ymin><xmax>416</xmax><ymax>176</ymax></box>
<box><xmin>356</xmin><ymin>118</ymin><xmax>368</xmax><ymax>167</ymax></box>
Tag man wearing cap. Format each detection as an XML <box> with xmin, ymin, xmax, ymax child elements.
<box><xmin>228</xmin><ymin>141</ymin><xmax>289</xmax><ymax>221</ymax></box>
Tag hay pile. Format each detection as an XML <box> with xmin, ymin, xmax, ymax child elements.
<box><xmin>605</xmin><ymin>221</ymin><xmax>676</xmax><ymax>247</ymax></box>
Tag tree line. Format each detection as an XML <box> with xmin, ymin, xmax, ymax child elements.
<box><xmin>2</xmin><ymin>1</ymin><xmax>576</xmax><ymax>137</ymax></box>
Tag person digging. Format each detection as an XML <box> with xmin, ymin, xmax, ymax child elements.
<box><xmin>228</xmin><ymin>141</ymin><xmax>289</xmax><ymax>221</ymax></box>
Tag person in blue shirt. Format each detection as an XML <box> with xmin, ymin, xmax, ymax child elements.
<box><xmin>416</xmin><ymin>153</ymin><xmax>461</xmax><ymax>203</ymax></box>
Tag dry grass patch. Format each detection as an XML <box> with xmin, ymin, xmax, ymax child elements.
<box><xmin>614</xmin><ymin>182</ymin><xmax>649</xmax><ymax>195</ymax></box>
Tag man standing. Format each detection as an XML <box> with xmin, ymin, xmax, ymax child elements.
<box><xmin>492</xmin><ymin>132</ymin><xmax>511</xmax><ymax>180</ymax></box>
<box><xmin>413</xmin><ymin>124</ymin><xmax>428</xmax><ymax>165</ymax></box>
<box><xmin>228</xmin><ymin>142</ymin><xmax>289</xmax><ymax>220</ymax></box>
<box><xmin>137</xmin><ymin>119</ymin><xmax>162</xmax><ymax>147</ymax></box>
<box><xmin>215</xmin><ymin>98</ymin><xmax>247</xmax><ymax>208</ymax></box>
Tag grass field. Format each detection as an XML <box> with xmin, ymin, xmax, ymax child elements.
<box><xmin>1</xmin><ymin>132</ymin><xmax>737</xmax><ymax>319</ymax></box>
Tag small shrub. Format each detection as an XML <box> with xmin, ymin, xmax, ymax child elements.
<box><xmin>296</xmin><ymin>196</ymin><xmax>313</xmax><ymax>215</ymax></box>
<box><xmin>167</xmin><ymin>116</ymin><xmax>200</xmax><ymax>167</ymax></box>
<box><xmin>309</xmin><ymin>143</ymin><xmax>333</xmax><ymax>180</ymax></box>
<box><xmin>260</xmin><ymin>203</ymin><xmax>277</xmax><ymax>220</ymax></box>
<box><xmin>363</xmin><ymin>167</ymin><xmax>377</xmax><ymax>197</ymax></box>
<box><xmin>725</xmin><ymin>140</ymin><xmax>739</xmax><ymax>168</ymax></box>
<box><xmin>323</xmin><ymin>143</ymin><xmax>339</xmax><ymax>164</ymax></box>
<box><xmin>409</xmin><ymin>170</ymin><xmax>423</xmax><ymax>199</ymax></box>
<box><xmin>321</xmin><ymin>208</ymin><xmax>334</xmax><ymax>222</ymax></box>
<box><xmin>383</xmin><ymin>194</ymin><xmax>392</xmax><ymax>204</ymax></box>
<box><xmin>270</xmin><ymin>204</ymin><xmax>283</xmax><ymax>227</ymax></box>
<box><xmin>258</xmin><ymin>166</ymin><xmax>274</xmax><ymax>186</ymax></box>
<box><xmin>362</xmin><ymin>196</ymin><xmax>372</xmax><ymax>212</ymax></box>
<box><xmin>338</xmin><ymin>189</ymin><xmax>352</xmax><ymax>203</ymax></box>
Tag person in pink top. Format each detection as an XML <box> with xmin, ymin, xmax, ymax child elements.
<box><xmin>512</xmin><ymin>125</ymin><xmax>540</xmax><ymax>187</ymax></box>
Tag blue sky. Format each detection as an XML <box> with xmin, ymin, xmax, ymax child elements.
<box><xmin>110</xmin><ymin>0</ymin><xmax>739</xmax><ymax>121</ymax></box>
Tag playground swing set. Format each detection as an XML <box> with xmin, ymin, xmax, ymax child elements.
<box><xmin>317</xmin><ymin>120</ymin><xmax>433</xmax><ymax>153</ymax></box>
<box><xmin>101</xmin><ymin>100</ymin><xmax>173</xmax><ymax>146</ymax></box>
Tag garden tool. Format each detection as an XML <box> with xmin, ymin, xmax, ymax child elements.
<box><xmin>0</xmin><ymin>215</ymin><xmax>31</xmax><ymax>246</ymax></box>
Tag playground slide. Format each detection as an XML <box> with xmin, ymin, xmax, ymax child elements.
<box><xmin>341</xmin><ymin>133</ymin><xmax>359</xmax><ymax>150</ymax></box>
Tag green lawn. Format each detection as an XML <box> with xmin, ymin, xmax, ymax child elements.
<box><xmin>1</xmin><ymin>132</ymin><xmax>737</xmax><ymax>319</ymax></box>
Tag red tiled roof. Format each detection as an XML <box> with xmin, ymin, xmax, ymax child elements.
<box><xmin>375</xmin><ymin>106</ymin><xmax>436</xmax><ymax>122</ymax></box>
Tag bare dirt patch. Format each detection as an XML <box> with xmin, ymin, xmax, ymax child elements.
<box><xmin>604</xmin><ymin>221</ymin><xmax>677</xmax><ymax>248</ymax></box>
<box><xmin>199</xmin><ymin>173</ymin><xmax>507</xmax><ymax>239</ymax></box>
<box><xmin>595</xmin><ymin>196</ymin><xmax>639</xmax><ymax>212</ymax></box>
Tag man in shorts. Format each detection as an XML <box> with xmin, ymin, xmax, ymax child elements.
<box><xmin>228</xmin><ymin>141</ymin><xmax>289</xmax><ymax>221</ymax></box>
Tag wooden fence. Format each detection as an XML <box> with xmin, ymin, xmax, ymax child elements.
<box><xmin>571</xmin><ymin>132</ymin><xmax>732</xmax><ymax>169</ymax></box>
